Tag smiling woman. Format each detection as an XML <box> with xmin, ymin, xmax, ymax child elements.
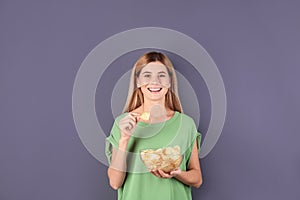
<box><xmin>105</xmin><ymin>51</ymin><xmax>203</xmax><ymax>200</ymax></box>
<box><xmin>137</xmin><ymin>62</ymin><xmax>170</xmax><ymax>103</ymax></box>
<box><xmin>123</xmin><ymin>51</ymin><xmax>181</xmax><ymax>114</ymax></box>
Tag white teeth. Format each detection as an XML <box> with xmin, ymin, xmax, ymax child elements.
<box><xmin>148</xmin><ymin>88</ymin><xmax>161</xmax><ymax>92</ymax></box>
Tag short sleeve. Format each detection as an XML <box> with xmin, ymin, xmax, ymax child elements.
<box><xmin>185</xmin><ymin>120</ymin><xmax>202</xmax><ymax>167</ymax></box>
<box><xmin>105</xmin><ymin>119</ymin><xmax>121</xmax><ymax>165</ymax></box>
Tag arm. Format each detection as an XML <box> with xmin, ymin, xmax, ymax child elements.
<box><xmin>151</xmin><ymin>141</ymin><xmax>203</xmax><ymax>188</ymax></box>
<box><xmin>107</xmin><ymin>112</ymin><xmax>140</xmax><ymax>190</ymax></box>
<box><xmin>172</xmin><ymin>141</ymin><xmax>203</xmax><ymax>188</ymax></box>
<box><xmin>107</xmin><ymin>137</ymin><xmax>129</xmax><ymax>190</ymax></box>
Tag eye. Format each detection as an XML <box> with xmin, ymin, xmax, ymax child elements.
<box><xmin>144</xmin><ymin>74</ymin><xmax>151</xmax><ymax>78</ymax></box>
<box><xmin>159</xmin><ymin>74</ymin><xmax>166</xmax><ymax>78</ymax></box>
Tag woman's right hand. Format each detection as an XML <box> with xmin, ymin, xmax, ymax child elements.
<box><xmin>118</xmin><ymin>112</ymin><xmax>140</xmax><ymax>141</ymax></box>
<box><xmin>108</xmin><ymin>112</ymin><xmax>140</xmax><ymax>189</ymax></box>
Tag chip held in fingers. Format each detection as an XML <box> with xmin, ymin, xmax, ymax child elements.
<box><xmin>140</xmin><ymin>145</ymin><xmax>182</xmax><ymax>173</ymax></box>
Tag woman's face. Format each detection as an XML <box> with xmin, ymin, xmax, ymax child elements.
<box><xmin>137</xmin><ymin>61</ymin><xmax>171</xmax><ymax>101</ymax></box>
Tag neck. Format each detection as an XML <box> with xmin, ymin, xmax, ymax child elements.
<box><xmin>141</xmin><ymin>98</ymin><xmax>174</xmax><ymax>123</ymax></box>
<box><xmin>142</xmin><ymin>98</ymin><xmax>166</xmax><ymax>113</ymax></box>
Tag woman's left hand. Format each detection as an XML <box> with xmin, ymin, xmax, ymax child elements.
<box><xmin>150</xmin><ymin>168</ymin><xmax>181</xmax><ymax>178</ymax></box>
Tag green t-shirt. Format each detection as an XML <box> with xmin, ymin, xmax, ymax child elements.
<box><xmin>105</xmin><ymin>111</ymin><xmax>202</xmax><ymax>200</ymax></box>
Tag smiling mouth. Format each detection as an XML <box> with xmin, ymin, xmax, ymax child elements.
<box><xmin>147</xmin><ymin>88</ymin><xmax>162</xmax><ymax>93</ymax></box>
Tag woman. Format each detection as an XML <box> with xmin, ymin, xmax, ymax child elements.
<box><xmin>105</xmin><ymin>51</ymin><xmax>203</xmax><ymax>200</ymax></box>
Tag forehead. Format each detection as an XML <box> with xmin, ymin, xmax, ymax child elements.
<box><xmin>140</xmin><ymin>62</ymin><xmax>168</xmax><ymax>73</ymax></box>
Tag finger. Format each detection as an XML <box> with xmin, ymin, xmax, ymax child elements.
<box><xmin>135</xmin><ymin>115</ymin><xmax>142</xmax><ymax>122</ymax></box>
<box><xmin>128</xmin><ymin>114</ymin><xmax>138</xmax><ymax>122</ymax></box>
<box><xmin>129</xmin><ymin>112</ymin><xmax>140</xmax><ymax>122</ymax></box>
<box><xmin>122</xmin><ymin>113</ymin><xmax>137</xmax><ymax>122</ymax></box>
<box><xmin>125</xmin><ymin>124</ymin><xmax>133</xmax><ymax>131</ymax></box>
<box><xmin>119</xmin><ymin>120</ymin><xmax>132</xmax><ymax>130</ymax></box>
<box><xmin>120</xmin><ymin>118</ymin><xmax>136</xmax><ymax>129</ymax></box>
<box><xmin>153</xmin><ymin>170</ymin><xmax>161</xmax><ymax>177</ymax></box>
<box><xmin>127</xmin><ymin>120</ymin><xmax>135</xmax><ymax>129</ymax></box>
<box><xmin>121</xmin><ymin>115</ymin><xmax>135</xmax><ymax>125</ymax></box>
<box><xmin>151</xmin><ymin>170</ymin><xmax>161</xmax><ymax>178</ymax></box>
<box><xmin>150</xmin><ymin>171</ymin><xmax>158</xmax><ymax>177</ymax></box>
<box><xmin>128</xmin><ymin>117</ymin><xmax>138</xmax><ymax>129</ymax></box>
<box><xmin>120</xmin><ymin>117</ymin><xmax>134</xmax><ymax>124</ymax></box>
<box><xmin>130</xmin><ymin>112</ymin><xmax>140</xmax><ymax>117</ymax></box>
<box><xmin>158</xmin><ymin>170</ymin><xmax>172</xmax><ymax>178</ymax></box>
<box><xmin>119</xmin><ymin>118</ymin><xmax>131</xmax><ymax>127</ymax></box>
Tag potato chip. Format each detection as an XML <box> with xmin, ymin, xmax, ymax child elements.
<box><xmin>140</xmin><ymin>112</ymin><xmax>150</xmax><ymax>120</ymax></box>
<box><xmin>140</xmin><ymin>145</ymin><xmax>182</xmax><ymax>172</ymax></box>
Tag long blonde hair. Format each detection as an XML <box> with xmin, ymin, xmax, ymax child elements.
<box><xmin>122</xmin><ymin>51</ymin><xmax>183</xmax><ymax>113</ymax></box>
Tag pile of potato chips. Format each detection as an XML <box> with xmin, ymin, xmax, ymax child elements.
<box><xmin>140</xmin><ymin>145</ymin><xmax>182</xmax><ymax>172</ymax></box>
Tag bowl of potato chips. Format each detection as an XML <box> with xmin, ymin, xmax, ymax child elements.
<box><xmin>140</xmin><ymin>145</ymin><xmax>183</xmax><ymax>173</ymax></box>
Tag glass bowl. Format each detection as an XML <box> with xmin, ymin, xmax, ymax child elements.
<box><xmin>140</xmin><ymin>146</ymin><xmax>183</xmax><ymax>173</ymax></box>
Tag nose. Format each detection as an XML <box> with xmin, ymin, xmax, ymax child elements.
<box><xmin>149</xmin><ymin>75</ymin><xmax>160</xmax><ymax>85</ymax></box>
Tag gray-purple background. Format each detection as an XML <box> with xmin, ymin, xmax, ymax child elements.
<box><xmin>1</xmin><ymin>0</ymin><xmax>300</xmax><ymax>200</ymax></box>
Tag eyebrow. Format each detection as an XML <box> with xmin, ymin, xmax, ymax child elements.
<box><xmin>142</xmin><ymin>71</ymin><xmax>167</xmax><ymax>74</ymax></box>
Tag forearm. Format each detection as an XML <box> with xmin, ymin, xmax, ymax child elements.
<box><xmin>107</xmin><ymin>137</ymin><xmax>129</xmax><ymax>190</ymax></box>
<box><xmin>174</xmin><ymin>168</ymin><xmax>202</xmax><ymax>188</ymax></box>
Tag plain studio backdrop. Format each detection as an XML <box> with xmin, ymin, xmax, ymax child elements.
<box><xmin>0</xmin><ymin>0</ymin><xmax>299</xmax><ymax>200</ymax></box>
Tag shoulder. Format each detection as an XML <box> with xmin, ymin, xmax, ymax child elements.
<box><xmin>176</xmin><ymin>112</ymin><xmax>199</xmax><ymax>136</ymax></box>
<box><xmin>177</xmin><ymin>112</ymin><xmax>196</xmax><ymax>124</ymax></box>
<box><xmin>109</xmin><ymin>113</ymin><xmax>128</xmax><ymax>137</ymax></box>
